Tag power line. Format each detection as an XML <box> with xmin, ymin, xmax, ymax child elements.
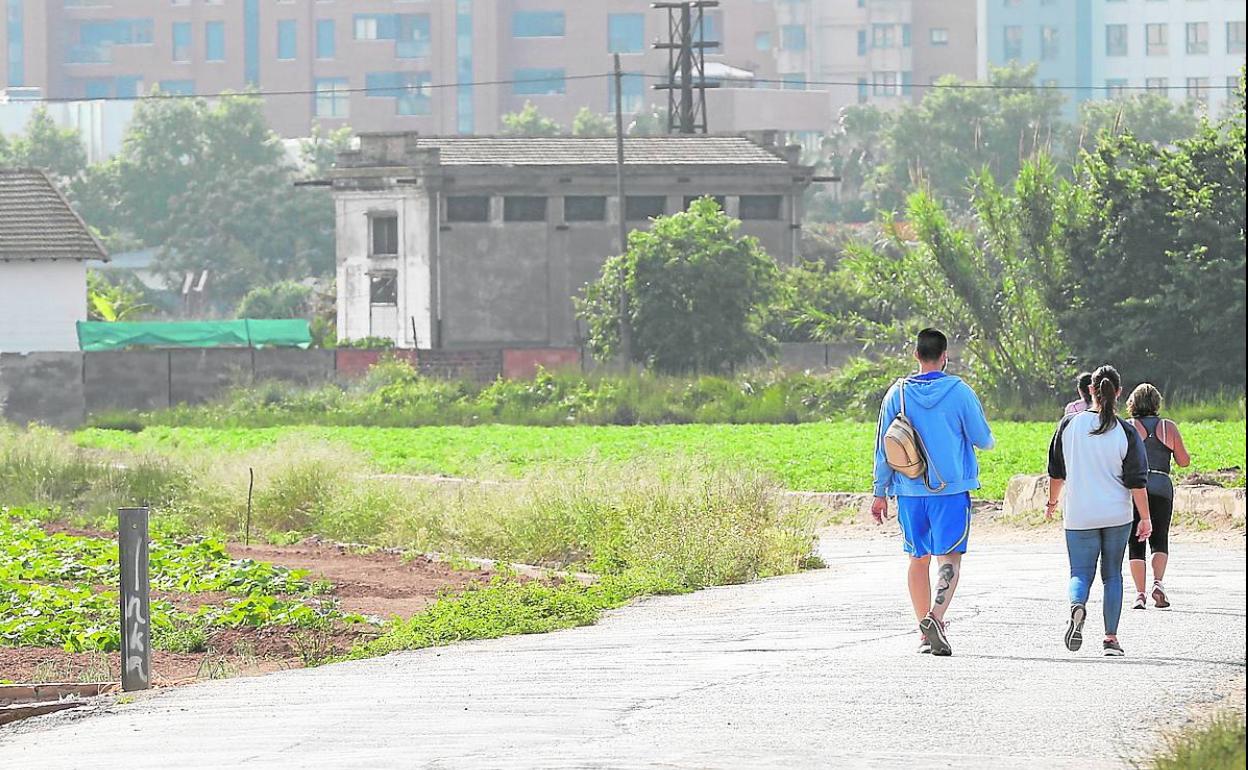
<box><xmin>4</xmin><ymin>69</ymin><xmax>1239</xmax><ymax>106</ymax></box>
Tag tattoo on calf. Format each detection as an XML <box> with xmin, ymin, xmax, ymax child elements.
<box><xmin>935</xmin><ymin>563</ymin><xmax>956</xmax><ymax>605</ymax></box>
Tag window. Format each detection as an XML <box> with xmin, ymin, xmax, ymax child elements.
<box><xmin>447</xmin><ymin>196</ymin><xmax>490</xmax><ymax>223</ymax></box>
<box><xmin>1186</xmin><ymin>76</ymin><xmax>1209</xmax><ymax>103</ymax></box>
<box><xmin>683</xmin><ymin>195</ymin><xmax>726</xmax><ymax>211</ymax></box>
<box><xmin>564</xmin><ymin>196</ymin><xmax>607</xmax><ymax>222</ymax></box>
<box><xmin>1105</xmin><ymin>24</ymin><xmax>1127</xmax><ymax>56</ymax></box>
<box><xmin>1105</xmin><ymin>78</ymin><xmax>1128</xmax><ymax>97</ymax></box>
<box><xmin>314</xmin><ymin>77</ymin><xmax>348</xmax><ymax>117</ymax></box>
<box><xmin>396</xmin><ymin>14</ymin><xmax>431</xmax><ymax>58</ymax></box>
<box><xmin>1145</xmin><ymin>77</ymin><xmax>1168</xmax><ymax>91</ymax></box>
<box><xmin>857</xmin><ymin>77</ymin><xmax>868</xmax><ymax>104</ymax></box>
<box><xmin>1040</xmin><ymin>26</ymin><xmax>1059</xmax><ymax>60</ymax></box>
<box><xmin>456</xmin><ymin>0</ymin><xmax>474</xmax><ymax>135</ymax></box>
<box><xmin>608</xmin><ymin>13</ymin><xmax>644</xmax><ymax>53</ymax></box>
<box><xmin>872</xmin><ymin>24</ymin><xmax>895</xmax><ymax>49</ymax></box>
<box><xmin>857</xmin><ymin>29</ymin><xmax>868</xmax><ymax>55</ymax></box>
<box><xmin>1186</xmin><ymin>22</ymin><xmax>1208</xmax><ymax>54</ymax></box>
<box><xmin>365</xmin><ymin>71</ymin><xmax>432</xmax><ymax>115</ymax></box>
<box><xmin>608</xmin><ymin>72</ymin><xmax>644</xmax><ymax>113</ymax></box>
<box><xmin>902</xmin><ymin>24</ymin><xmax>911</xmax><ymax>48</ymax></box>
<box><xmin>1146</xmin><ymin>23</ymin><xmax>1167</xmax><ymax>56</ymax></box>
<box><xmin>513</xmin><ymin>11</ymin><xmax>564</xmax><ymax>38</ymax></box>
<box><xmin>371</xmin><ymin>215</ymin><xmax>399</xmax><ymax>256</ymax></box>
<box><xmin>781</xmin><ymin>73</ymin><xmax>807</xmax><ymax>90</ymax></box>
<box><xmin>872</xmin><ymin>71</ymin><xmax>899</xmax><ymax>96</ymax></box>
<box><xmin>1003</xmin><ymin>26</ymin><xmax>1023</xmax><ymax>60</ymax></box>
<box><xmin>1229</xmin><ymin>21</ymin><xmax>1247</xmax><ymax>55</ymax></box>
<box><xmin>172</xmin><ymin>22</ymin><xmax>191</xmax><ymax>62</ymax></box>
<box><xmin>157</xmin><ymin>79</ymin><xmax>194</xmax><ymax>95</ymax></box>
<box><xmin>6</xmin><ymin>0</ymin><xmax>23</xmax><ymax>86</ymax></box>
<box><xmin>781</xmin><ymin>25</ymin><xmax>806</xmax><ymax>51</ymax></box>
<box><xmin>739</xmin><ymin>195</ymin><xmax>782</xmax><ymax>221</ymax></box>
<box><xmin>503</xmin><ymin>196</ymin><xmax>547</xmax><ymax>222</ymax></box>
<box><xmin>316</xmin><ymin>19</ymin><xmax>335</xmax><ymax>58</ymax></box>
<box><xmin>625</xmin><ymin>196</ymin><xmax>666</xmax><ymax>220</ymax></box>
<box><xmin>513</xmin><ymin>68</ymin><xmax>565</xmax><ymax>95</ymax></box>
<box><xmin>901</xmin><ymin>70</ymin><xmax>913</xmax><ymax>97</ymax></box>
<box><xmin>929</xmin><ymin>27</ymin><xmax>949</xmax><ymax>46</ymax></box>
<box><xmin>369</xmin><ymin>271</ymin><xmax>398</xmax><ymax>305</ymax></box>
<box><xmin>277</xmin><ymin>20</ymin><xmax>296</xmax><ymax>60</ymax></box>
<box><xmin>695</xmin><ymin>10</ymin><xmax>721</xmax><ymax>52</ymax></box>
<box><xmin>1003</xmin><ymin>0</ymin><xmax>1022</xmax><ymax>6</ymax></box>
<box><xmin>205</xmin><ymin>21</ymin><xmax>225</xmax><ymax>61</ymax></box>
<box><xmin>755</xmin><ymin>31</ymin><xmax>772</xmax><ymax>52</ymax></box>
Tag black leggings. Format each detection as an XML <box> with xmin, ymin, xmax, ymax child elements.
<box><xmin>1130</xmin><ymin>493</ymin><xmax>1172</xmax><ymax>560</ymax></box>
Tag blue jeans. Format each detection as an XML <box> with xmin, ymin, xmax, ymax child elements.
<box><xmin>1065</xmin><ymin>524</ymin><xmax>1132</xmax><ymax>636</ymax></box>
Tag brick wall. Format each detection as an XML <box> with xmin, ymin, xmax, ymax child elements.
<box><xmin>417</xmin><ymin>349</ymin><xmax>503</xmax><ymax>384</ymax></box>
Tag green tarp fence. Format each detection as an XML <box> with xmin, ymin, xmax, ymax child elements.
<box><xmin>77</xmin><ymin>320</ymin><xmax>313</xmax><ymax>351</ymax></box>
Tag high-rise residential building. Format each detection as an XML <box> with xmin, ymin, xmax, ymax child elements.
<box><xmin>1</xmin><ymin>1</ymin><xmax>981</xmax><ymax>143</ymax></box>
<box><xmin>978</xmin><ymin>0</ymin><xmax>1245</xmax><ymax>114</ymax></box>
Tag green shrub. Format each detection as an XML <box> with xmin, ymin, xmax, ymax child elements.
<box><xmin>1151</xmin><ymin>713</ymin><xmax>1246</xmax><ymax>770</ymax></box>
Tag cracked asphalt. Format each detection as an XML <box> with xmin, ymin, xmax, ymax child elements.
<box><xmin>2</xmin><ymin>530</ymin><xmax>1244</xmax><ymax>769</ymax></box>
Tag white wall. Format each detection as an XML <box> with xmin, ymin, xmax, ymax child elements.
<box><xmin>0</xmin><ymin>260</ymin><xmax>87</xmax><ymax>352</ymax></box>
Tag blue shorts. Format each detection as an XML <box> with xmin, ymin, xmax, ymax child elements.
<box><xmin>897</xmin><ymin>493</ymin><xmax>972</xmax><ymax>558</ymax></box>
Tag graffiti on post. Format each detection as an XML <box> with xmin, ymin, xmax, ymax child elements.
<box><xmin>118</xmin><ymin>507</ymin><xmax>151</xmax><ymax>691</ymax></box>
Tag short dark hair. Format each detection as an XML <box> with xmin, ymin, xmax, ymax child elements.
<box><xmin>916</xmin><ymin>328</ymin><xmax>948</xmax><ymax>363</ymax></box>
<box><xmin>1076</xmin><ymin>372</ymin><xmax>1093</xmax><ymax>404</ymax></box>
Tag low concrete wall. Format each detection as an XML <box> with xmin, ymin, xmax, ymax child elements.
<box><xmin>419</xmin><ymin>349</ymin><xmax>502</xmax><ymax>383</ymax></box>
<box><xmin>169</xmin><ymin>349</ymin><xmax>254</xmax><ymax>406</ymax></box>
<box><xmin>84</xmin><ymin>351</ymin><xmax>170</xmax><ymax>413</ymax></box>
<box><xmin>0</xmin><ymin>352</ymin><xmax>85</xmax><ymax>428</ymax></box>
<box><xmin>254</xmin><ymin>349</ymin><xmax>335</xmax><ymax>385</ymax></box>
<box><xmin>1004</xmin><ymin>474</ymin><xmax>1246</xmax><ymax>525</ymax></box>
<box><xmin>334</xmin><ymin>349</ymin><xmax>419</xmax><ymax>379</ymax></box>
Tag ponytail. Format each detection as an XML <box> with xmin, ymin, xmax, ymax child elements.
<box><xmin>1090</xmin><ymin>365</ymin><xmax>1121</xmax><ymax>436</ymax></box>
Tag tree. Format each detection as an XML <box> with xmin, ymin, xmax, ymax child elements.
<box><xmin>236</xmin><ymin>281</ymin><xmax>313</xmax><ymax>319</ymax></box>
<box><xmin>300</xmin><ymin>124</ymin><xmax>355</xmax><ymax>176</ymax></box>
<box><xmin>87</xmin><ymin>270</ymin><xmax>151</xmax><ymax>322</ymax></box>
<box><xmin>571</xmin><ymin>108</ymin><xmax>613</xmax><ymax>136</ymax></box>
<box><xmin>501</xmin><ymin>101</ymin><xmax>562</xmax><ymax>136</ymax></box>
<box><xmin>0</xmin><ymin>107</ymin><xmax>89</xmax><ymax>184</ymax></box>
<box><xmin>1062</xmin><ymin>102</ymin><xmax>1246</xmax><ymax>391</ymax></box>
<box><xmin>627</xmin><ymin>105</ymin><xmax>668</xmax><ymax>135</ymax></box>
<box><xmin>845</xmin><ymin>158</ymin><xmax>1075</xmax><ymax>404</ymax></box>
<box><xmin>810</xmin><ymin>104</ymin><xmax>891</xmax><ymax>222</ymax></box>
<box><xmin>1073</xmin><ymin>93</ymin><xmax>1200</xmax><ymax>151</ymax></box>
<box><xmin>578</xmin><ymin>198</ymin><xmax>780</xmax><ymax>373</ymax></box>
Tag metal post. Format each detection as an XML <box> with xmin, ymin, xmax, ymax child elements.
<box><xmin>118</xmin><ymin>507</ymin><xmax>151</xmax><ymax>692</ymax></box>
<box><xmin>613</xmin><ymin>53</ymin><xmax>633</xmax><ymax>366</ymax></box>
<box><xmin>679</xmin><ymin>4</ymin><xmax>694</xmax><ymax>134</ymax></box>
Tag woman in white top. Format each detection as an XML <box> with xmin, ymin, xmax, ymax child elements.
<box><xmin>1045</xmin><ymin>365</ymin><xmax>1152</xmax><ymax>656</ymax></box>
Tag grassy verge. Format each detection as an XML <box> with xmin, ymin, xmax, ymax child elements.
<box><xmin>73</xmin><ymin>421</ymin><xmax>1247</xmax><ymax>500</ymax></box>
<box><xmin>1149</xmin><ymin>712</ymin><xmax>1246</xmax><ymax>770</ymax></box>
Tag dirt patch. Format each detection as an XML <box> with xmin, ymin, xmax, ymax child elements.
<box><xmin>1180</xmin><ymin>468</ymin><xmax>1244</xmax><ymax>487</ymax></box>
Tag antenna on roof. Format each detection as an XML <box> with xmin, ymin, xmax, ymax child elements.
<box><xmin>652</xmin><ymin>1</ymin><xmax>720</xmax><ymax>135</ymax></box>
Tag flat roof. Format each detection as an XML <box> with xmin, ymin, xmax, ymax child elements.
<box><xmin>362</xmin><ymin>135</ymin><xmax>793</xmax><ymax>168</ymax></box>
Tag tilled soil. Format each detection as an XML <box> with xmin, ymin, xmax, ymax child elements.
<box><xmin>3</xmin><ymin>537</ymin><xmax>493</xmax><ymax>687</ymax></box>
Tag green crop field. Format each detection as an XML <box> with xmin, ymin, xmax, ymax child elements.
<box><xmin>76</xmin><ymin>421</ymin><xmax>1246</xmax><ymax>500</ymax></box>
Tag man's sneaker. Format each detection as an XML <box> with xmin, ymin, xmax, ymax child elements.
<box><xmin>1065</xmin><ymin>604</ymin><xmax>1086</xmax><ymax>652</ymax></box>
<box><xmin>1103</xmin><ymin>639</ymin><xmax>1124</xmax><ymax>656</ymax></box>
<box><xmin>919</xmin><ymin>614</ymin><xmax>951</xmax><ymax>656</ymax></box>
<box><xmin>1132</xmin><ymin>593</ymin><xmax>1147</xmax><ymax>610</ymax></box>
<box><xmin>1152</xmin><ymin>582</ymin><xmax>1170</xmax><ymax>609</ymax></box>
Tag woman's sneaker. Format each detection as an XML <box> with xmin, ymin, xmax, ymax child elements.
<box><xmin>1151</xmin><ymin>582</ymin><xmax>1170</xmax><ymax>609</ymax></box>
<box><xmin>1065</xmin><ymin>604</ymin><xmax>1086</xmax><ymax>651</ymax></box>
<box><xmin>1103</xmin><ymin>639</ymin><xmax>1124</xmax><ymax>656</ymax></box>
<box><xmin>919</xmin><ymin>614</ymin><xmax>951</xmax><ymax>656</ymax></box>
<box><xmin>1132</xmin><ymin>593</ymin><xmax>1147</xmax><ymax>610</ymax></box>
<box><xmin>918</xmin><ymin>636</ymin><xmax>932</xmax><ymax>655</ymax></box>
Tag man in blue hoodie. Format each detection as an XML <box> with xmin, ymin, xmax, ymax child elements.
<box><xmin>871</xmin><ymin>329</ymin><xmax>995</xmax><ymax>656</ymax></box>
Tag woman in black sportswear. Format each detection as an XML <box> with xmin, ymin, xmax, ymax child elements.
<box><xmin>1125</xmin><ymin>383</ymin><xmax>1191</xmax><ymax>610</ymax></box>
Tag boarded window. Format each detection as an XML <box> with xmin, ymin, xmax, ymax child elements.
<box><xmin>683</xmin><ymin>195</ymin><xmax>726</xmax><ymax>212</ymax></box>
<box><xmin>625</xmin><ymin>196</ymin><xmax>666</xmax><ymax>220</ymax></box>
<box><xmin>371</xmin><ymin>215</ymin><xmax>399</xmax><ymax>255</ymax></box>
<box><xmin>369</xmin><ymin>270</ymin><xmax>398</xmax><ymax>305</ymax></box>
<box><xmin>564</xmin><ymin>196</ymin><xmax>607</xmax><ymax>222</ymax></box>
<box><xmin>503</xmin><ymin>196</ymin><xmax>547</xmax><ymax>222</ymax></box>
<box><xmin>739</xmin><ymin>195</ymin><xmax>783</xmax><ymax>221</ymax></box>
<box><xmin>447</xmin><ymin>195</ymin><xmax>490</xmax><ymax>222</ymax></box>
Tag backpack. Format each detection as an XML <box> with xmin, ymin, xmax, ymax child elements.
<box><xmin>882</xmin><ymin>379</ymin><xmax>947</xmax><ymax>493</ymax></box>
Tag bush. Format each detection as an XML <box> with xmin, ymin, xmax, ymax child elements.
<box><xmin>236</xmin><ymin>281</ymin><xmax>312</xmax><ymax>319</ymax></box>
<box><xmin>1151</xmin><ymin>713</ymin><xmax>1246</xmax><ymax>770</ymax></box>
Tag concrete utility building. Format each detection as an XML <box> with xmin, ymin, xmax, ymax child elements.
<box><xmin>329</xmin><ymin>132</ymin><xmax>813</xmax><ymax>350</ymax></box>
<box><xmin>0</xmin><ymin>168</ymin><xmax>108</xmax><ymax>352</ymax></box>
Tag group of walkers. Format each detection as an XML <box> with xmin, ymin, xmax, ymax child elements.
<box><xmin>872</xmin><ymin>329</ymin><xmax>1190</xmax><ymax>657</ymax></box>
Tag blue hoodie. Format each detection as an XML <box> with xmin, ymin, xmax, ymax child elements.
<box><xmin>872</xmin><ymin>373</ymin><xmax>995</xmax><ymax>498</ymax></box>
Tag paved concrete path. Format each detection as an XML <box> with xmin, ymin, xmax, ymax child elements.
<box><xmin>3</xmin><ymin>532</ymin><xmax>1244</xmax><ymax>769</ymax></box>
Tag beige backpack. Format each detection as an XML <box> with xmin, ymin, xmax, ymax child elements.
<box><xmin>882</xmin><ymin>379</ymin><xmax>947</xmax><ymax>492</ymax></box>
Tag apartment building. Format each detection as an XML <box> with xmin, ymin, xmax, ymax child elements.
<box><xmin>978</xmin><ymin>0</ymin><xmax>1245</xmax><ymax>113</ymax></box>
<box><xmin>1</xmin><ymin>0</ymin><xmax>839</xmax><ymax>139</ymax></box>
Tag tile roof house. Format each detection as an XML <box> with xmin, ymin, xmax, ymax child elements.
<box><xmin>329</xmin><ymin>133</ymin><xmax>813</xmax><ymax>350</ymax></box>
<box><xmin>0</xmin><ymin>168</ymin><xmax>108</xmax><ymax>352</ymax></box>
